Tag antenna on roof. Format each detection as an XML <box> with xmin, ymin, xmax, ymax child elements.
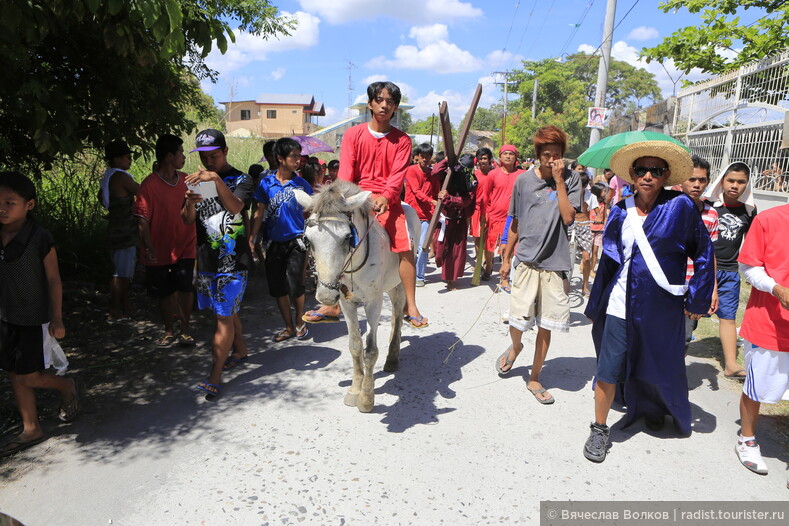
<box><xmin>345</xmin><ymin>60</ymin><xmax>357</xmax><ymax>118</ymax></box>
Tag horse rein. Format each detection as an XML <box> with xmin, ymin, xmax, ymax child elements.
<box><xmin>306</xmin><ymin>211</ymin><xmax>372</xmax><ymax>292</ymax></box>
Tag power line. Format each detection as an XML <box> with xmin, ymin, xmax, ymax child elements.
<box><xmin>523</xmin><ymin>0</ymin><xmax>556</xmax><ymax>59</ymax></box>
<box><xmin>493</xmin><ymin>1</ymin><xmax>522</xmax><ymax>72</ymax></box>
<box><xmin>510</xmin><ymin>0</ymin><xmax>539</xmax><ymax>61</ymax></box>
<box><xmin>558</xmin><ymin>1</ymin><xmax>597</xmax><ymax>58</ymax></box>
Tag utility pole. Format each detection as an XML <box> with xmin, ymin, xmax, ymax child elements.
<box><xmin>345</xmin><ymin>60</ymin><xmax>357</xmax><ymax>118</ymax></box>
<box><xmin>588</xmin><ymin>0</ymin><xmax>617</xmax><ymax>149</ymax></box>
<box><xmin>493</xmin><ymin>70</ymin><xmax>517</xmax><ymax>144</ymax></box>
<box><xmin>531</xmin><ymin>78</ymin><xmax>539</xmax><ymax>119</ymax></box>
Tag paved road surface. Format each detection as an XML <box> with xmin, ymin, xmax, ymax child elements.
<box><xmin>0</xmin><ymin>262</ymin><xmax>786</xmax><ymax>525</ymax></box>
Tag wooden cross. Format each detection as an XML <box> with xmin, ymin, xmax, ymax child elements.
<box><xmin>421</xmin><ymin>84</ymin><xmax>483</xmax><ymax>262</ymax></box>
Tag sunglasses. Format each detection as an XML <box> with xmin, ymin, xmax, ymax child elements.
<box><xmin>633</xmin><ymin>166</ymin><xmax>668</xmax><ymax>178</ymax></box>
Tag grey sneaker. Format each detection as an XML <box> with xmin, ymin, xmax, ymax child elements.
<box><xmin>584</xmin><ymin>422</ymin><xmax>610</xmax><ymax>463</ymax></box>
<box><xmin>416</xmin><ymin>279</ymin><xmax>425</xmax><ymax>287</ymax></box>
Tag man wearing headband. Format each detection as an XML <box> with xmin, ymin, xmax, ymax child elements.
<box><xmin>480</xmin><ymin>144</ymin><xmax>525</xmax><ymax>282</ymax></box>
<box><xmin>582</xmin><ymin>137</ymin><xmax>715</xmax><ymax>463</ymax></box>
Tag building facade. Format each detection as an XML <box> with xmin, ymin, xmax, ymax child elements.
<box><xmin>222</xmin><ymin>94</ymin><xmax>325</xmax><ymax>138</ymax></box>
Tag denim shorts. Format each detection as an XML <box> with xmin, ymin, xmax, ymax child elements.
<box><xmin>196</xmin><ymin>271</ymin><xmax>248</xmax><ymax>317</ymax></box>
<box><xmin>715</xmin><ymin>270</ymin><xmax>741</xmax><ymax>320</ymax></box>
<box><xmin>111</xmin><ymin>246</ymin><xmax>136</xmax><ymax>279</ymax></box>
<box><xmin>596</xmin><ymin>315</ymin><xmax>628</xmax><ymax>384</ymax></box>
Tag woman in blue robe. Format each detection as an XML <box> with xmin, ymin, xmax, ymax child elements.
<box><xmin>583</xmin><ymin>139</ymin><xmax>715</xmax><ymax>463</ymax></box>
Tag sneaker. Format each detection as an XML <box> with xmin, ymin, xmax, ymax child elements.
<box><xmin>584</xmin><ymin>422</ymin><xmax>610</xmax><ymax>463</ymax></box>
<box><xmin>736</xmin><ymin>438</ymin><xmax>768</xmax><ymax>474</ymax></box>
<box><xmin>415</xmin><ymin>279</ymin><xmax>425</xmax><ymax>287</ymax></box>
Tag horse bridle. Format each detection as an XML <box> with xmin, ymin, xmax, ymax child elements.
<box><xmin>306</xmin><ymin>211</ymin><xmax>372</xmax><ymax>292</ymax></box>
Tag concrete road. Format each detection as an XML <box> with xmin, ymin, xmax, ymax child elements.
<box><xmin>0</xmin><ymin>263</ymin><xmax>786</xmax><ymax>525</ymax></box>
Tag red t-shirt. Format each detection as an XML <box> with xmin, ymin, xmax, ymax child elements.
<box><xmin>474</xmin><ymin>168</ymin><xmax>492</xmax><ymax>213</ymax></box>
<box><xmin>404</xmin><ymin>164</ymin><xmax>439</xmax><ymax>221</ymax></box>
<box><xmin>338</xmin><ymin>123</ymin><xmax>411</xmax><ymax>204</ymax></box>
<box><xmin>482</xmin><ymin>166</ymin><xmax>525</xmax><ymax>223</ymax></box>
<box><xmin>132</xmin><ymin>172</ymin><xmax>196</xmax><ymax>266</ymax></box>
<box><xmin>738</xmin><ymin>204</ymin><xmax>789</xmax><ymax>352</ymax></box>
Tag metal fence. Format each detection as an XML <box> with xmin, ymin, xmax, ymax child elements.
<box><xmin>672</xmin><ymin>50</ymin><xmax>789</xmax><ymax>192</ymax></box>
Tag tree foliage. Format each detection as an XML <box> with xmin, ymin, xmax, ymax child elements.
<box><xmin>468</xmin><ymin>105</ymin><xmax>504</xmax><ymax>131</ymax></box>
<box><xmin>0</xmin><ymin>0</ymin><xmax>293</xmax><ymax>170</ymax></box>
<box><xmin>406</xmin><ymin>117</ymin><xmax>440</xmax><ymax>136</ymax></box>
<box><xmin>505</xmin><ymin>53</ymin><xmax>662</xmax><ymax>158</ymax></box>
<box><xmin>640</xmin><ymin>1</ymin><xmax>789</xmax><ymax>74</ymax></box>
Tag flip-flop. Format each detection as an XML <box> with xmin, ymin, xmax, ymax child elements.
<box><xmin>724</xmin><ymin>369</ymin><xmax>747</xmax><ymax>380</ymax></box>
<box><xmin>296</xmin><ymin>325</ymin><xmax>310</xmax><ymax>340</ymax></box>
<box><xmin>499</xmin><ymin>285</ymin><xmax>511</xmax><ymax>294</ymax></box>
<box><xmin>178</xmin><ymin>333</ymin><xmax>195</xmax><ymax>347</ymax></box>
<box><xmin>155</xmin><ymin>334</ymin><xmax>177</xmax><ymax>347</ymax></box>
<box><xmin>197</xmin><ymin>380</ymin><xmax>221</xmax><ymax>401</ymax></box>
<box><xmin>274</xmin><ymin>329</ymin><xmax>296</xmax><ymax>342</ymax></box>
<box><xmin>0</xmin><ymin>434</ymin><xmax>48</xmax><ymax>458</ymax></box>
<box><xmin>223</xmin><ymin>355</ymin><xmax>248</xmax><ymax>370</ymax></box>
<box><xmin>496</xmin><ymin>343</ymin><xmax>522</xmax><ymax>375</ymax></box>
<box><xmin>58</xmin><ymin>379</ymin><xmax>80</xmax><ymax>422</ymax></box>
<box><xmin>527</xmin><ymin>386</ymin><xmax>555</xmax><ymax>405</ymax></box>
<box><xmin>301</xmin><ymin>310</ymin><xmax>341</xmax><ymax>324</ymax></box>
<box><xmin>406</xmin><ymin>315</ymin><xmax>429</xmax><ymax>329</ymax></box>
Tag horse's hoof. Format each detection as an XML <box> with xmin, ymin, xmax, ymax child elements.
<box><xmin>383</xmin><ymin>360</ymin><xmax>398</xmax><ymax>372</ymax></box>
<box><xmin>343</xmin><ymin>392</ymin><xmax>359</xmax><ymax>407</ymax></box>
<box><xmin>357</xmin><ymin>399</ymin><xmax>374</xmax><ymax>413</ymax></box>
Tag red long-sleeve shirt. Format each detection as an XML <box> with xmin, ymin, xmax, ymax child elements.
<box><xmin>474</xmin><ymin>168</ymin><xmax>492</xmax><ymax>214</ymax></box>
<box><xmin>338</xmin><ymin>123</ymin><xmax>411</xmax><ymax>203</ymax></box>
<box><xmin>482</xmin><ymin>166</ymin><xmax>525</xmax><ymax>223</ymax></box>
<box><xmin>404</xmin><ymin>164</ymin><xmax>440</xmax><ymax>221</ymax></box>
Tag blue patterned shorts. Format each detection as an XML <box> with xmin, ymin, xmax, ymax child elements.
<box><xmin>196</xmin><ymin>271</ymin><xmax>248</xmax><ymax>317</ymax></box>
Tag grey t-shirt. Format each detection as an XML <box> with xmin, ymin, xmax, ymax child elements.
<box><xmin>508</xmin><ymin>167</ymin><xmax>581</xmax><ymax>271</ymax></box>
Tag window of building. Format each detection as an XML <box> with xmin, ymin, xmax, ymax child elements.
<box><xmin>267</xmin><ymin>110</ymin><xmax>277</xmax><ymax>119</ymax></box>
<box><xmin>240</xmin><ymin>109</ymin><xmax>251</xmax><ymax>120</ymax></box>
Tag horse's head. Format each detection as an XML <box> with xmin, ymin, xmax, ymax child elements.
<box><xmin>294</xmin><ymin>181</ymin><xmax>371</xmax><ymax>305</ymax></box>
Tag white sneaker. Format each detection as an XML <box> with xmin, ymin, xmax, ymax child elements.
<box><xmin>735</xmin><ymin>439</ymin><xmax>768</xmax><ymax>474</ymax></box>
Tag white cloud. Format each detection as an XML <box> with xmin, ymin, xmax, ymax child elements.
<box><xmin>409</xmin><ymin>24</ymin><xmax>449</xmax><ymax>48</ymax></box>
<box><xmin>626</xmin><ymin>26</ymin><xmax>659</xmax><ymax>41</ymax></box>
<box><xmin>320</xmin><ymin>106</ymin><xmax>343</xmax><ymax>127</ymax></box>
<box><xmin>297</xmin><ymin>0</ymin><xmax>482</xmax><ymax>24</ymax></box>
<box><xmin>362</xmin><ymin>74</ymin><xmax>388</xmax><ymax>84</ymax></box>
<box><xmin>577</xmin><ymin>40</ymin><xmax>710</xmax><ymax>98</ymax></box>
<box><xmin>365</xmin><ymin>25</ymin><xmax>483</xmax><ymax>73</ymax></box>
<box><xmin>270</xmin><ymin>68</ymin><xmax>286</xmax><ymax>81</ymax></box>
<box><xmin>204</xmin><ymin>11</ymin><xmax>320</xmax><ymax>76</ymax></box>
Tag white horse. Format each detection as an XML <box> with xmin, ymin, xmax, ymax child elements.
<box><xmin>294</xmin><ymin>181</ymin><xmax>420</xmax><ymax>412</ymax></box>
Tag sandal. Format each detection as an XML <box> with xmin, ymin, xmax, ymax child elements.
<box><xmin>0</xmin><ymin>434</ymin><xmax>48</xmax><ymax>458</ymax></box>
<box><xmin>155</xmin><ymin>333</ymin><xmax>177</xmax><ymax>347</ymax></box>
<box><xmin>223</xmin><ymin>354</ymin><xmax>248</xmax><ymax>370</ymax></box>
<box><xmin>296</xmin><ymin>325</ymin><xmax>310</xmax><ymax>340</ymax></box>
<box><xmin>58</xmin><ymin>379</ymin><xmax>80</xmax><ymax>422</ymax></box>
<box><xmin>406</xmin><ymin>315</ymin><xmax>429</xmax><ymax>329</ymax></box>
<box><xmin>301</xmin><ymin>310</ymin><xmax>340</xmax><ymax>324</ymax></box>
<box><xmin>197</xmin><ymin>380</ymin><xmax>221</xmax><ymax>401</ymax></box>
<box><xmin>496</xmin><ymin>342</ymin><xmax>523</xmax><ymax>376</ymax></box>
<box><xmin>274</xmin><ymin>329</ymin><xmax>296</xmax><ymax>342</ymax></box>
<box><xmin>178</xmin><ymin>333</ymin><xmax>195</xmax><ymax>347</ymax></box>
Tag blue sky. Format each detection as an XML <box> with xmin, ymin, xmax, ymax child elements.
<box><xmin>201</xmin><ymin>0</ymin><xmax>754</xmax><ymax>127</ymax></box>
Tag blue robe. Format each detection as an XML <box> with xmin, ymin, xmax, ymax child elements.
<box><xmin>584</xmin><ymin>190</ymin><xmax>715</xmax><ymax>435</ymax></box>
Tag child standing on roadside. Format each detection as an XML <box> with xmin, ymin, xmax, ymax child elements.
<box><xmin>0</xmin><ymin>172</ymin><xmax>78</xmax><ymax>457</ymax></box>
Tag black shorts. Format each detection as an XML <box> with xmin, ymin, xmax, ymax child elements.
<box><xmin>265</xmin><ymin>238</ymin><xmax>307</xmax><ymax>298</ymax></box>
<box><xmin>145</xmin><ymin>259</ymin><xmax>195</xmax><ymax>299</ymax></box>
<box><xmin>0</xmin><ymin>320</ymin><xmax>45</xmax><ymax>375</ymax></box>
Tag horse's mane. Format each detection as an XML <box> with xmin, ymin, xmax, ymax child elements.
<box><xmin>311</xmin><ymin>180</ymin><xmax>369</xmax><ymax>216</ymax></box>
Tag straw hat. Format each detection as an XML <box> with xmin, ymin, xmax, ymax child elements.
<box><xmin>609</xmin><ymin>140</ymin><xmax>693</xmax><ymax>187</ymax></box>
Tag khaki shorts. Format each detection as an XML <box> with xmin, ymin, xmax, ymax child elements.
<box><xmin>508</xmin><ymin>263</ymin><xmax>570</xmax><ymax>333</ymax></box>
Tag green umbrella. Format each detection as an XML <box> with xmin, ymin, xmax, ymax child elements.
<box><xmin>577</xmin><ymin>131</ymin><xmax>689</xmax><ymax>169</ymax></box>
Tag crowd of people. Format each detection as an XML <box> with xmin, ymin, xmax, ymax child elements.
<box><xmin>0</xmin><ymin>81</ymin><xmax>786</xmax><ymax>487</ymax></box>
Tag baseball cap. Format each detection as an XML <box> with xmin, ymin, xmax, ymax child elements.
<box><xmin>191</xmin><ymin>129</ymin><xmax>227</xmax><ymax>152</ymax></box>
<box><xmin>104</xmin><ymin>140</ymin><xmax>133</xmax><ymax>160</ymax></box>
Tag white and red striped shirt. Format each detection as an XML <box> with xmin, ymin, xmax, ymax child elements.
<box><xmin>686</xmin><ymin>202</ymin><xmax>718</xmax><ymax>281</ymax></box>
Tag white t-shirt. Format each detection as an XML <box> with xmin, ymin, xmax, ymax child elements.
<box><xmin>606</xmin><ymin>214</ymin><xmax>646</xmax><ymax>319</ymax></box>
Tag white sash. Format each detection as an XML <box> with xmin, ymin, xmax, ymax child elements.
<box><xmin>625</xmin><ymin>196</ymin><xmax>688</xmax><ymax>296</ymax></box>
